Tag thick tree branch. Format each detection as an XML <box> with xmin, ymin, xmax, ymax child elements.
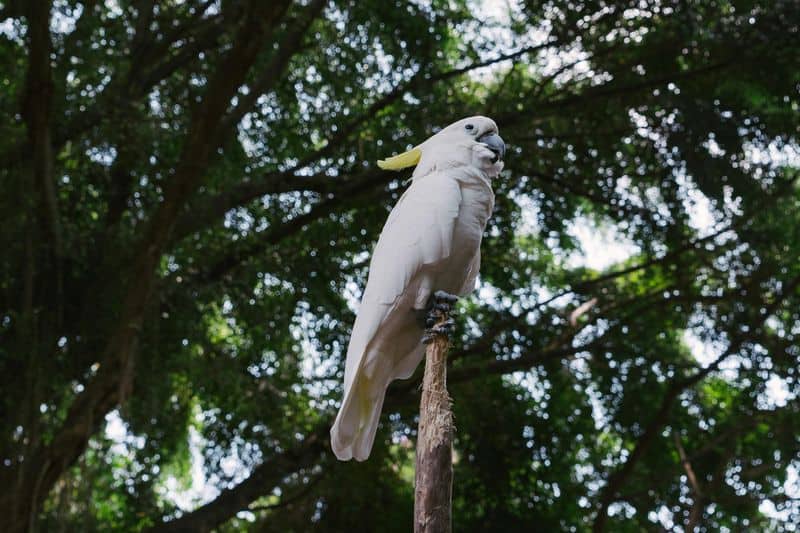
<box><xmin>293</xmin><ymin>40</ymin><xmax>561</xmax><ymax>171</ymax></box>
<box><xmin>170</xmin><ymin>166</ymin><xmax>363</xmax><ymax>243</ymax></box>
<box><xmin>673</xmin><ymin>431</ymin><xmax>705</xmax><ymax>532</ymax></box>
<box><xmin>193</xmin><ymin>169</ymin><xmax>393</xmax><ymax>285</ymax></box>
<box><xmin>246</xmin><ymin>472</ymin><xmax>325</xmax><ymax>512</ymax></box>
<box><xmin>528</xmin><ymin>170</ymin><xmax>661</xmax><ymax>223</ymax></box>
<box><xmin>148</xmin><ymin>425</ymin><xmax>327</xmax><ymax>533</ymax></box>
<box><xmin>534</xmin><ymin>225</ymin><xmax>734</xmax><ymax>310</ymax></box>
<box><xmin>591</xmin><ymin>380</ymin><xmax>682</xmax><ymax>533</ymax></box>
<box><xmin>170</xmin><ymin>41</ymin><xmax>563</xmax><ymax>243</ymax></box>
<box><xmin>221</xmin><ymin>0</ymin><xmax>328</xmax><ymax>133</ymax></box>
<box><xmin>0</xmin><ymin>0</ymin><xmax>22</xmax><ymax>22</ymax></box>
<box><xmin>539</xmin><ymin>61</ymin><xmax>732</xmax><ymax>115</ymax></box>
<box><xmin>0</xmin><ymin>5</ymin><xmax>227</xmax><ymax>173</ymax></box>
<box><xmin>1</xmin><ymin>4</ymin><xmax>295</xmax><ymax>530</ymax></box>
<box><xmin>591</xmin><ymin>273</ymin><xmax>800</xmax><ymax>532</ymax></box>
<box><xmin>136</xmin><ymin>14</ymin><xmax>227</xmax><ymax>93</ymax></box>
<box><xmin>23</xmin><ymin>0</ymin><xmax>61</xmax><ymax>261</ymax></box>
<box><xmin>4</xmin><ymin>1</ymin><xmax>61</xmax><ymax>527</ymax></box>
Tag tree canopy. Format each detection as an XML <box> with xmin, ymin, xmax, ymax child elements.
<box><xmin>1</xmin><ymin>0</ymin><xmax>798</xmax><ymax>531</ymax></box>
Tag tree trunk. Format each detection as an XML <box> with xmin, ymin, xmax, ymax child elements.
<box><xmin>414</xmin><ymin>313</ymin><xmax>454</xmax><ymax>533</ymax></box>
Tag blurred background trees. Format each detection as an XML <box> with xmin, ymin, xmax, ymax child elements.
<box><xmin>0</xmin><ymin>0</ymin><xmax>798</xmax><ymax>530</ymax></box>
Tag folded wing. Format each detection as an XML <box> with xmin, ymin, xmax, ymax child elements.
<box><xmin>331</xmin><ymin>174</ymin><xmax>462</xmax><ymax>461</ymax></box>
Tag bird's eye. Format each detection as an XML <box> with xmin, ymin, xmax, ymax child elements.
<box><xmin>465</xmin><ymin>124</ymin><xmax>475</xmax><ymax>132</ymax></box>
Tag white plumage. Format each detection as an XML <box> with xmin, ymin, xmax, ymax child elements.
<box><xmin>331</xmin><ymin>116</ymin><xmax>505</xmax><ymax>461</ymax></box>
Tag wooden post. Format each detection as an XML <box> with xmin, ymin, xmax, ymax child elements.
<box><xmin>414</xmin><ymin>306</ymin><xmax>454</xmax><ymax>533</ymax></box>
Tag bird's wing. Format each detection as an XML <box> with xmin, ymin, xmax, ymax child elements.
<box><xmin>332</xmin><ymin>173</ymin><xmax>463</xmax><ymax>460</ymax></box>
<box><xmin>343</xmin><ymin>173</ymin><xmax>462</xmax><ymax>392</ymax></box>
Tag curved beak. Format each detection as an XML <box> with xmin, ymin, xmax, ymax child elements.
<box><xmin>478</xmin><ymin>132</ymin><xmax>505</xmax><ymax>163</ymax></box>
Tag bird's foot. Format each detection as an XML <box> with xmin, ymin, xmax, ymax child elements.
<box><xmin>422</xmin><ymin>317</ymin><xmax>456</xmax><ymax>344</ymax></box>
<box><xmin>422</xmin><ymin>291</ymin><xmax>458</xmax><ymax>344</ymax></box>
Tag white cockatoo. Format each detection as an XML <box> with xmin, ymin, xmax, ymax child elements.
<box><xmin>331</xmin><ymin>116</ymin><xmax>505</xmax><ymax>461</ymax></box>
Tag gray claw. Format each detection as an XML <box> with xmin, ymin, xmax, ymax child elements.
<box><xmin>439</xmin><ymin>317</ymin><xmax>455</xmax><ymax>329</ymax></box>
<box><xmin>424</xmin><ymin>318</ymin><xmax>456</xmax><ymax>342</ymax></box>
<box><xmin>433</xmin><ymin>290</ymin><xmax>459</xmax><ymax>304</ymax></box>
<box><xmin>422</xmin><ymin>291</ymin><xmax>459</xmax><ymax>343</ymax></box>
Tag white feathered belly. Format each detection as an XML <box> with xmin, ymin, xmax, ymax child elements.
<box><xmin>422</xmin><ymin>181</ymin><xmax>493</xmax><ymax>301</ymax></box>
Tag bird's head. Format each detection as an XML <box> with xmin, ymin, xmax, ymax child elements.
<box><xmin>378</xmin><ymin>116</ymin><xmax>506</xmax><ymax>180</ymax></box>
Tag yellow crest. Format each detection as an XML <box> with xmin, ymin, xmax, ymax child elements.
<box><xmin>377</xmin><ymin>147</ymin><xmax>421</xmax><ymax>170</ymax></box>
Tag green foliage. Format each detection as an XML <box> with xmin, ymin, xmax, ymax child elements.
<box><xmin>1</xmin><ymin>0</ymin><xmax>799</xmax><ymax>531</ymax></box>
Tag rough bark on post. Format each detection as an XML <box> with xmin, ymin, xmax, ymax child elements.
<box><xmin>414</xmin><ymin>305</ymin><xmax>454</xmax><ymax>533</ymax></box>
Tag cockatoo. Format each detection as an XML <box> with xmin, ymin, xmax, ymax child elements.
<box><xmin>331</xmin><ymin>116</ymin><xmax>505</xmax><ymax>461</ymax></box>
